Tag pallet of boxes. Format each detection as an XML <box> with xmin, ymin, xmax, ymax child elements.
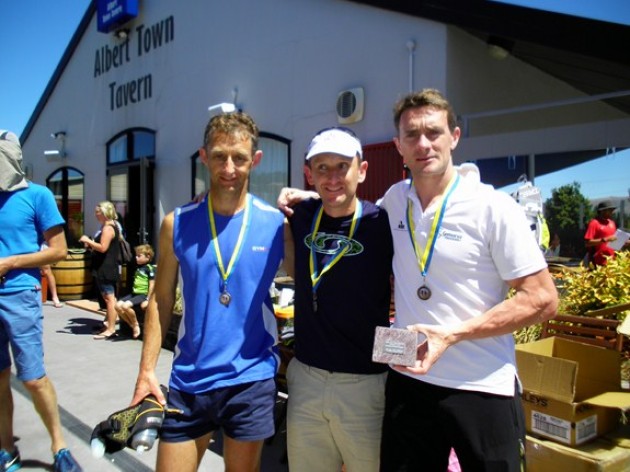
<box><xmin>516</xmin><ymin>337</ymin><xmax>630</xmax><ymax>471</ymax></box>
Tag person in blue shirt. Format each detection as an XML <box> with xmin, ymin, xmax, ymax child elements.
<box><xmin>0</xmin><ymin>130</ymin><xmax>82</xmax><ymax>472</ymax></box>
<box><xmin>130</xmin><ymin>113</ymin><xmax>285</xmax><ymax>472</ymax></box>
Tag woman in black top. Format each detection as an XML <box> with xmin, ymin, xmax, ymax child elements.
<box><xmin>79</xmin><ymin>201</ymin><xmax>120</xmax><ymax>339</ymax></box>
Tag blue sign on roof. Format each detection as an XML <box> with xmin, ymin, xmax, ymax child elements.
<box><xmin>97</xmin><ymin>0</ymin><xmax>139</xmax><ymax>33</ymax></box>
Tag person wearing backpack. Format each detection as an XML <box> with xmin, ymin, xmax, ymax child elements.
<box><xmin>115</xmin><ymin>244</ymin><xmax>156</xmax><ymax>338</ymax></box>
<box><xmin>79</xmin><ymin>201</ymin><xmax>120</xmax><ymax>340</ymax></box>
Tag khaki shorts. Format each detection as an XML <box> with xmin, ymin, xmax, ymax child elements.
<box><xmin>286</xmin><ymin>358</ymin><xmax>386</xmax><ymax>472</ymax></box>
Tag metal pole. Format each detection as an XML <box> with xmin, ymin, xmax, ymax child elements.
<box><xmin>139</xmin><ymin>156</ymin><xmax>147</xmax><ymax>243</ymax></box>
<box><xmin>527</xmin><ymin>154</ymin><xmax>535</xmax><ymax>185</ymax></box>
<box><xmin>407</xmin><ymin>40</ymin><xmax>416</xmax><ymax>93</ymax></box>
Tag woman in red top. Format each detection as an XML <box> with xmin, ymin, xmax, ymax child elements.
<box><xmin>584</xmin><ymin>201</ymin><xmax>618</xmax><ymax>266</ymax></box>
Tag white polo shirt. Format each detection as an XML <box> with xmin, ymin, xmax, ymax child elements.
<box><xmin>380</xmin><ymin>165</ymin><xmax>546</xmax><ymax>396</ymax></box>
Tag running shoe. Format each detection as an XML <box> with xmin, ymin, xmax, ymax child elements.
<box><xmin>0</xmin><ymin>448</ymin><xmax>21</xmax><ymax>472</ymax></box>
<box><xmin>53</xmin><ymin>449</ymin><xmax>82</xmax><ymax>472</ymax></box>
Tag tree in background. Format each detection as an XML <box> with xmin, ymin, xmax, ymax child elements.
<box><xmin>544</xmin><ymin>182</ymin><xmax>593</xmax><ymax>258</ymax></box>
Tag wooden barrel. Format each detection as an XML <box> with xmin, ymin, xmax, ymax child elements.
<box><xmin>52</xmin><ymin>250</ymin><xmax>93</xmax><ymax>300</ymax></box>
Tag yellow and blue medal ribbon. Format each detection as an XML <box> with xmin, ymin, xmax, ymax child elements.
<box><xmin>406</xmin><ymin>175</ymin><xmax>459</xmax><ymax>299</ymax></box>
<box><xmin>309</xmin><ymin>201</ymin><xmax>362</xmax><ymax>311</ymax></box>
<box><xmin>208</xmin><ymin>194</ymin><xmax>251</xmax><ymax>306</ymax></box>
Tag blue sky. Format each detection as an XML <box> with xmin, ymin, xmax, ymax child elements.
<box><xmin>1</xmin><ymin>1</ymin><xmax>628</xmax><ymax>202</ymax></box>
<box><xmin>491</xmin><ymin>0</ymin><xmax>630</xmax><ymax>25</ymax></box>
<box><xmin>0</xmin><ymin>1</ymin><xmax>92</xmax><ymax>137</ymax></box>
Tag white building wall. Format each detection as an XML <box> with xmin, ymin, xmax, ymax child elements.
<box><xmin>21</xmin><ymin>0</ymin><xmax>629</xmax><ymax>238</ymax></box>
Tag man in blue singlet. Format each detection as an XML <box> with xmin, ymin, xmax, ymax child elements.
<box><xmin>131</xmin><ymin>113</ymin><xmax>285</xmax><ymax>472</ymax></box>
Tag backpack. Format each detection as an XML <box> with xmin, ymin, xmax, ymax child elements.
<box><xmin>116</xmin><ymin>225</ymin><xmax>133</xmax><ymax>265</ymax></box>
<box><xmin>119</xmin><ymin>238</ymin><xmax>133</xmax><ymax>264</ymax></box>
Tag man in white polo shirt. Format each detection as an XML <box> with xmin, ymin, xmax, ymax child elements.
<box><xmin>378</xmin><ymin>89</ymin><xmax>558</xmax><ymax>471</ymax></box>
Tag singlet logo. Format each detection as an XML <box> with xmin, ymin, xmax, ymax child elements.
<box><xmin>304</xmin><ymin>232</ymin><xmax>364</xmax><ymax>256</ymax></box>
<box><xmin>395</xmin><ymin>220</ymin><xmax>407</xmax><ymax>231</ymax></box>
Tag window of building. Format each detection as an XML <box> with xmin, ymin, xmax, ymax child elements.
<box><xmin>251</xmin><ymin>133</ymin><xmax>290</xmax><ymax>204</ymax></box>
<box><xmin>46</xmin><ymin>167</ymin><xmax>85</xmax><ymax>247</ymax></box>
<box><xmin>106</xmin><ymin>128</ymin><xmax>156</xmax><ymax>247</ymax></box>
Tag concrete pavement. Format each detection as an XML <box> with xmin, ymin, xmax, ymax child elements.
<box><xmin>8</xmin><ymin>301</ymin><xmax>289</xmax><ymax>471</ymax></box>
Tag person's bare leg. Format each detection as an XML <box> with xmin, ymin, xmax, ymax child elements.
<box><xmin>23</xmin><ymin>375</ymin><xmax>66</xmax><ymax>454</ymax></box>
<box><xmin>42</xmin><ymin>266</ymin><xmax>62</xmax><ymax>307</ymax></box>
<box><xmin>0</xmin><ymin>367</ymin><xmax>15</xmax><ymax>452</ymax></box>
<box><xmin>156</xmin><ymin>433</ymin><xmax>212</xmax><ymax>472</ymax></box>
<box><xmin>122</xmin><ymin>305</ymin><xmax>140</xmax><ymax>338</ymax></box>
<box><xmin>96</xmin><ymin>292</ymin><xmax>118</xmax><ymax>337</ymax></box>
<box><xmin>115</xmin><ymin>302</ymin><xmax>129</xmax><ymax>325</ymax></box>
<box><xmin>223</xmin><ymin>436</ymin><xmax>264</xmax><ymax>472</ymax></box>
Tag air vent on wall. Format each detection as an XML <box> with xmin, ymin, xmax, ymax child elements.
<box><xmin>336</xmin><ymin>87</ymin><xmax>364</xmax><ymax>124</ymax></box>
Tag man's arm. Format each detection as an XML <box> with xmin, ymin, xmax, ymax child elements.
<box><xmin>131</xmin><ymin>213</ymin><xmax>179</xmax><ymax>406</ymax></box>
<box><xmin>0</xmin><ymin>225</ymin><xmax>67</xmax><ymax>278</ymax></box>
<box><xmin>277</xmin><ymin>187</ymin><xmax>319</xmax><ymax>217</ymax></box>
<box><xmin>403</xmin><ymin>268</ymin><xmax>558</xmax><ymax>375</ymax></box>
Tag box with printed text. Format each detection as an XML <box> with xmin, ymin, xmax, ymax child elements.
<box><xmin>516</xmin><ymin>337</ymin><xmax>630</xmax><ymax>446</ymax></box>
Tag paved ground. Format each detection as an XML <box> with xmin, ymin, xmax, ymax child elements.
<box><xmin>9</xmin><ymin>300</ymin><xmax>289</xmax><ymax>471</ymax></box>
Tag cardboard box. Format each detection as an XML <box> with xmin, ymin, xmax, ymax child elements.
<box><xmin>516</xmin><ymin>337</ymin><xmax>630</xmax><ymax>446</ymax></box>
<box><xmin>526</xmin><ymin>426</ymin><xmax>630</xmax><ymax>472</ymax></box>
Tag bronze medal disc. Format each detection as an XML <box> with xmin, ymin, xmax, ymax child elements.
<box><xmin>219</xmin><ymin>291</ymin><xmax>232</xmax><ymax>306</ymax></box>
<box><xmin>417</xmin><ymin>285</ymin><xmax>432</xmax><ymax>301</ymax></box>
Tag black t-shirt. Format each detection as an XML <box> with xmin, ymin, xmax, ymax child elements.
<box><xmin>290</xmin><ymin>198</ymin><xmax>393</xmax><ymax>374</ymax></box>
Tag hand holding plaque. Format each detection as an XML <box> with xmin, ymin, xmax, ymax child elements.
<box><xmin>372</xmin><ymin>326</ymin><xmax>418</xmax><ymax>367</ymax></box>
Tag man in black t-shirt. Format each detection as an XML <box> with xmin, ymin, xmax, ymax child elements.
<box><xmin>281</xmin><ymin>127</ymin><xmax>393</xmax><ymax>472</ymax></box>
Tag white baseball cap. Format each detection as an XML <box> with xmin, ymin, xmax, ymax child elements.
<box><xmin>305</xmin><ymin>127</ymin><xmax>362</xmax><ymax>161</ymax></box>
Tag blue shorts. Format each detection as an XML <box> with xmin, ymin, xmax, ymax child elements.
<box><xmin>161</xmin><ymin>378</ymin><xmax>276</xmax><ymax>443</ymax></box>
<box><xmin>97</xmin><ymin>281</ymin><xmax>116</xmax><ymax>295</ymax></box>
<box><xmin>0</xmin><ymin>290</ymin><xmax>46</xmax><ymax>381</ymax></box>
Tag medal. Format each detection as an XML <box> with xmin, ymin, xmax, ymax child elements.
<box><xmin>406</xmin><ymin>175</ymin><xmax>459</xmax><ymax>302</ymax></box>
<box><xmin>208</xmin><ymin>194</ymin><xmax>251</xmax><ymax>309</ymax></box>
<box><xmin>309</xmin><ymin>202</ymin><xmax>362</xmax><ymax>313</ymax></box>
<box><xmin>417</xmin><ymin>285</ymin><xmax>431</xmax><ymax>300</ymax></box>
<box><xmin>220</xmin><ymin>289</ymin><xmax>232</xmax><ymax>306</ymax></box>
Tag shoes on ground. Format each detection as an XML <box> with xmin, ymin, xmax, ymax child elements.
<box><xmin>0</xmin><ymin>447</ymin><xmax>21</xmax><ymax>472</ymax></box>
<box><xmin>53</xmin><ymin>449</ymin><xmax>82</xmax><ymax>472</ymax></box>
<box><xmin>53</xmin><ymin>301</ymin><xmax>64</xmax><ymax>308</ymax></box>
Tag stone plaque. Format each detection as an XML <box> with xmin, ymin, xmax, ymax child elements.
<box><xmin>372</xmin><ymin>326</ymin><xmax>418</xmax><ymax>367</ymax></box>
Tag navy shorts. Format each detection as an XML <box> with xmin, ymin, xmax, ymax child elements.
<box><xmin>161</xmin><ymin>378</ymin><xmax>276</xmax><ymax>443</ymax></box>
